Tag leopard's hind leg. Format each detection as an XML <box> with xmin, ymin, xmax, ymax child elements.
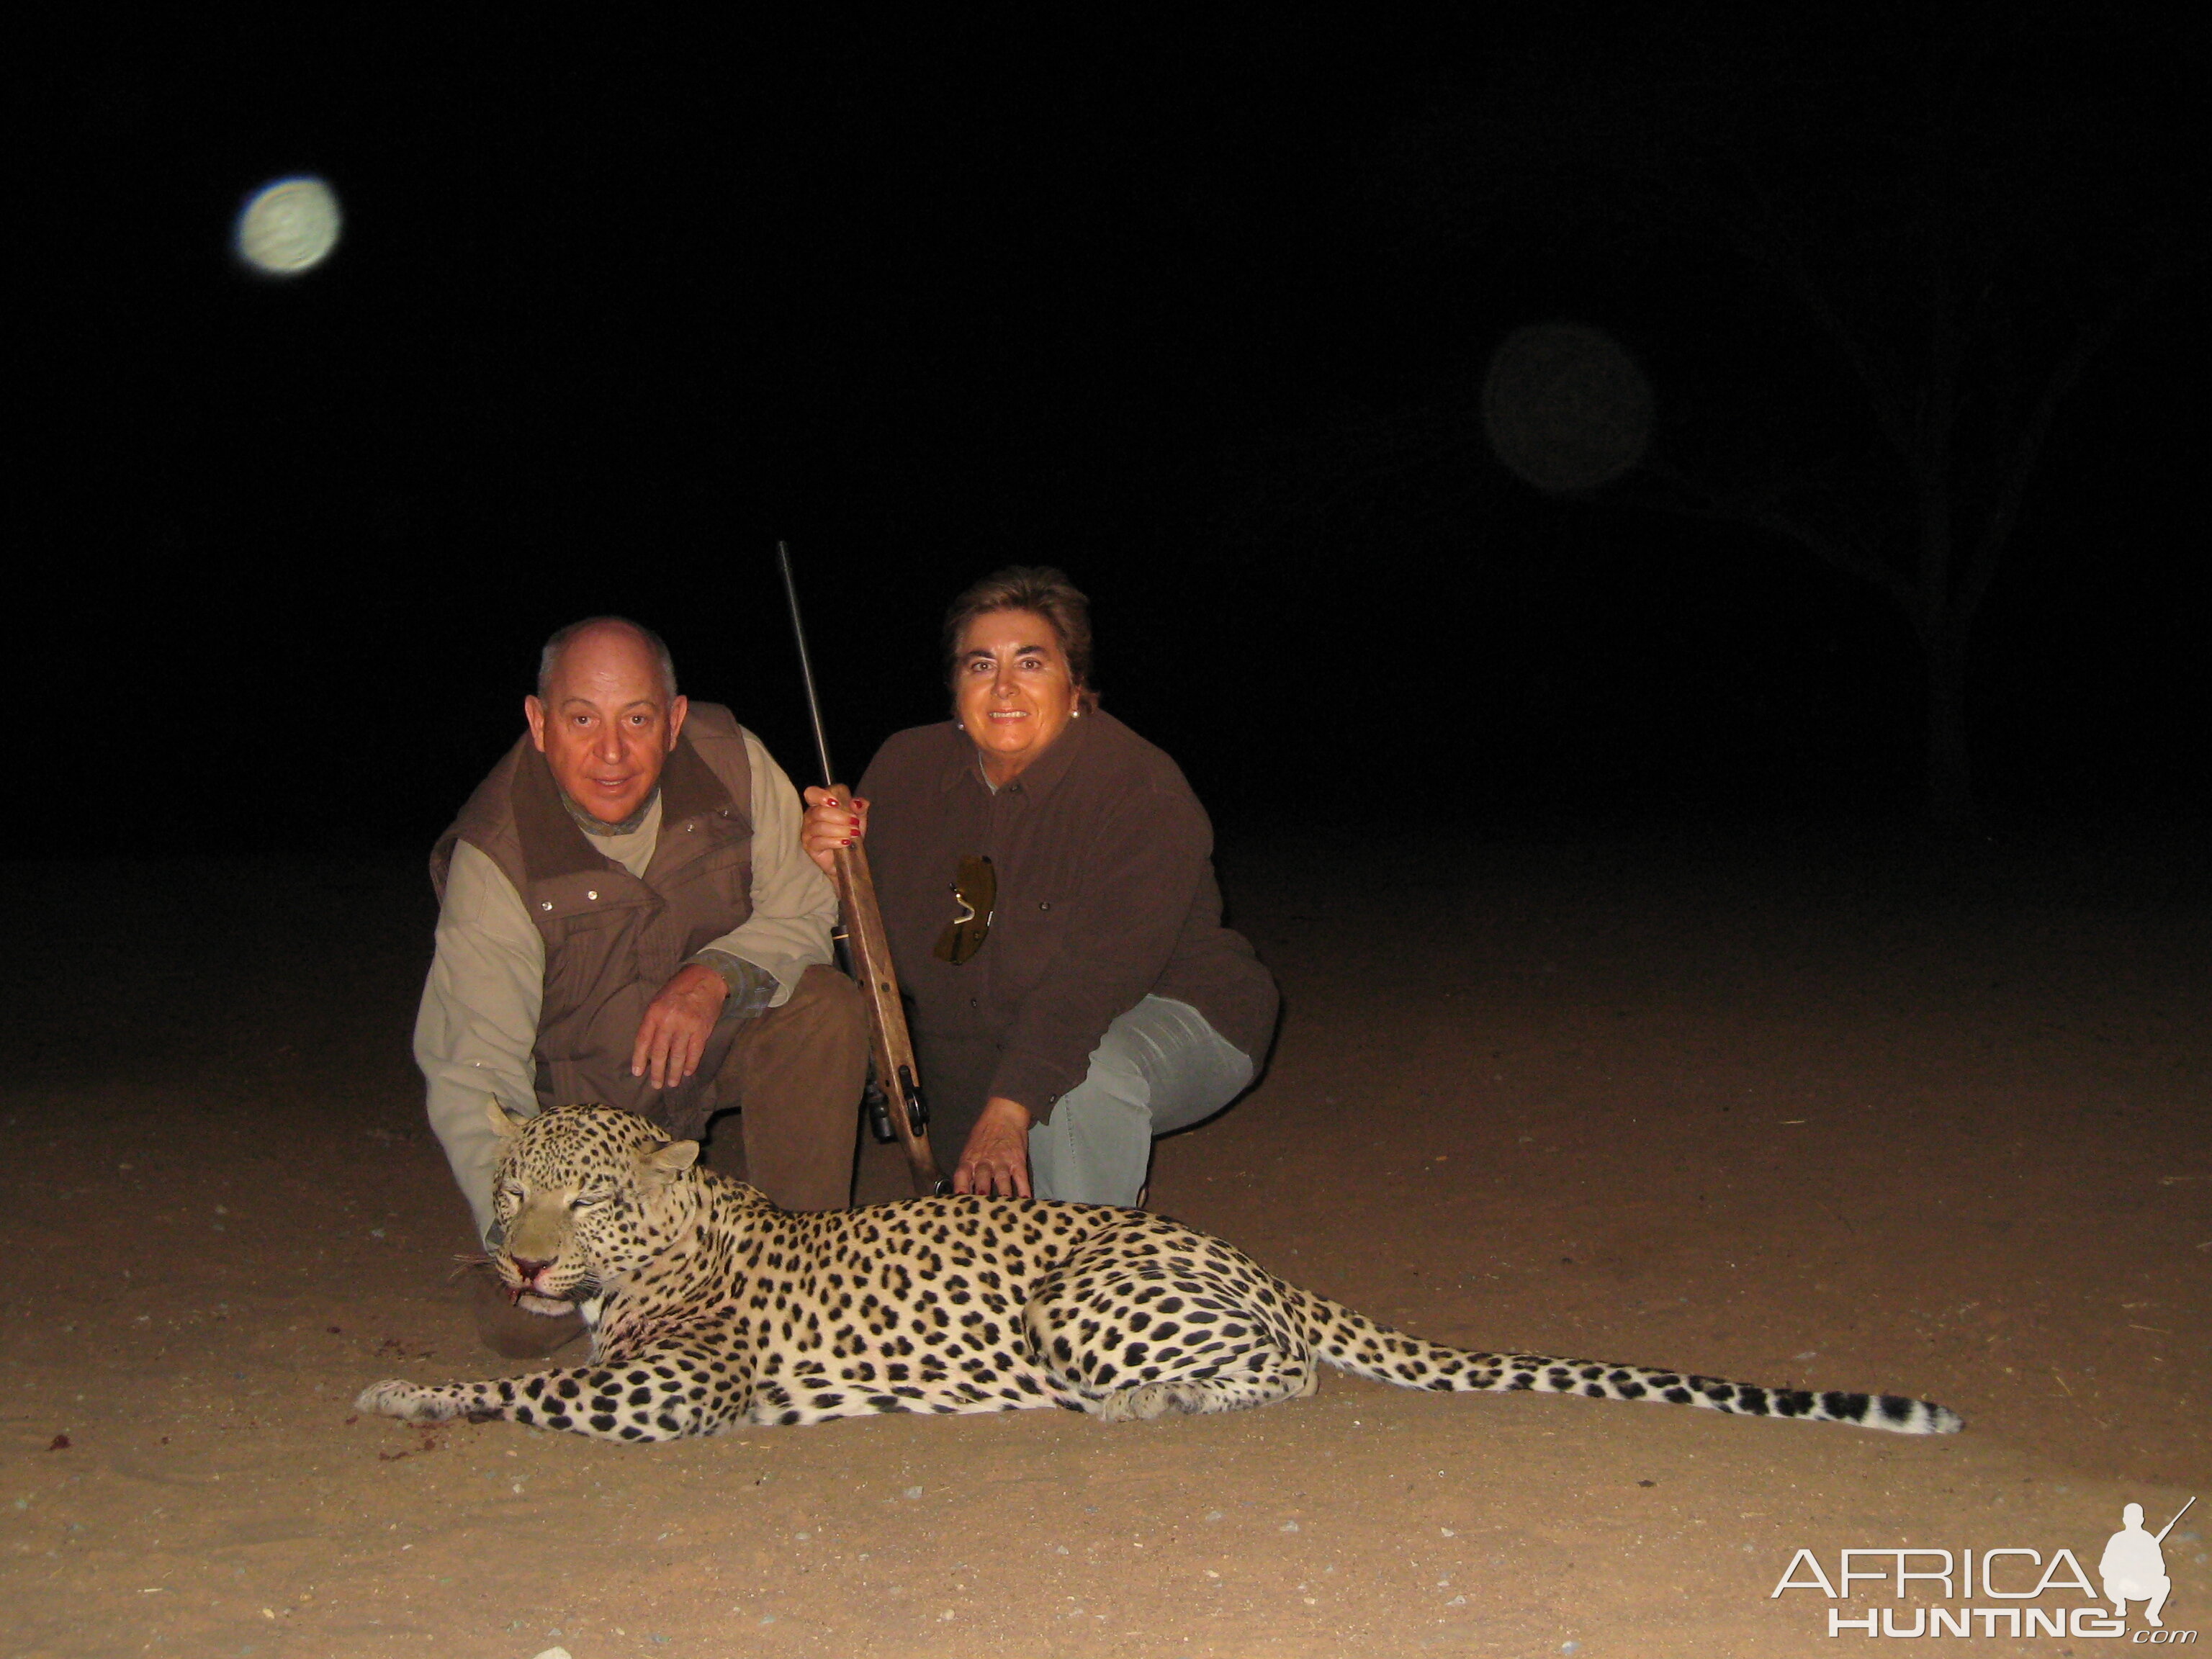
<box><xmin>1022</xmin><ymin>1220</ymin><xmax>1318</xmax><ymax>1421</ymax></box>
<box><xmin>1087</xmin><ymin>1362</ymin><xmax>1321</xmax><ymax>1422</ymax></box>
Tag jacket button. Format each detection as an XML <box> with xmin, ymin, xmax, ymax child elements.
<box><xmin>586</xmin><ymin>890</ymin><xmax>598</xmax><ymax>901</ymax></box>
<box><xmin>540</xmin><ymin>902</ymin><xmax>552</xmax><ymax>912</ymax></box>
<box><xmin>1039</xmin><ymin>902</ymin><xmax>1051</xmax><ymax>911</ymax></box>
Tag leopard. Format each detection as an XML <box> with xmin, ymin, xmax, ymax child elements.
<box><xmin>357</xmin><ymin>1102</ymin><xmax>1963</xmax><ymax>1443</ymax></box>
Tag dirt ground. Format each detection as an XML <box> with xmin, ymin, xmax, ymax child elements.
<box><xmin>3</xmin><ymin>825</ymin><xmax>2206</xmax><ymax>1658</ymax></box>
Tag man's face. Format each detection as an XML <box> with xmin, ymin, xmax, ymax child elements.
<box><xmin>524</xmin><ymin>624</ymin><xmax>688</xmax><ymax>824</ymax></box>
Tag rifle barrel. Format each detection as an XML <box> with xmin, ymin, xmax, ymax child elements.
<box><xmin>2154</xmin><ymin>1495</ymin><xmax>2196</xmax><ymax>1544</ymax></box>
<box><xmin>774</xmin><ymin>540</ymin><xmax>838</xmax><ymax>791</ymax></box>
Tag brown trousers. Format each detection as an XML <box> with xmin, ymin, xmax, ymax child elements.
<box><xmin>644</xmin><ymin>964</ymin><xmax>869</xmax><ymax>1210</ymax></box>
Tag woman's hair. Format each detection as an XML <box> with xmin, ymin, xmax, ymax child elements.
<box><xmin>942</xmin><ymin>566</ymin><xmax>1099</xmax><ymax>706</ymax></box>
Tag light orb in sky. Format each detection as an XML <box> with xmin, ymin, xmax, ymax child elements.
<box><xmin>235</xmin><ymin>176</ymin><xmax>343</xmax><ymax>275</ymax></box>
<box><xmin>1482</xmin><ymin>322</ymin><xmax>1654</xmax><ymax>493</ymax></box>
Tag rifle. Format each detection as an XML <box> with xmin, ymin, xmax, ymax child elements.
<box><xmin>775</xmin><ymin>541</ymin><xmax>948</xmax><ymax>1197</ymax></box>
<box><xmin>2154</xmin><ymin>1496</ymin><xmax>2196</xmax><ymax>1545</ymax></box>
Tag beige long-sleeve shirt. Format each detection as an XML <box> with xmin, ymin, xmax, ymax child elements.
<box><xmin>415</xmin><ymin>729</ymin><xmax>835</xmax><ymax>1237</ymax></box>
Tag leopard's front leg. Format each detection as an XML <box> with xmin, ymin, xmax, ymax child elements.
<box><xmin>358</xmin><ymin>1336</ymin><xmax>754</xmax><ymax>1443</ymax></box>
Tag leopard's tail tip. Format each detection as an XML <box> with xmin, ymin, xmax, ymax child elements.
<box><xmin>1863</xmin><ymin>1393</ymin><xmax>1964</xmax><ymax>1435</ymax></box>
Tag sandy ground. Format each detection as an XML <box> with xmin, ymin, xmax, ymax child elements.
<box><xmin>3</xmin><ymin>826</ymin><xmax>2206</xmax><ymax>1658</ymax></box>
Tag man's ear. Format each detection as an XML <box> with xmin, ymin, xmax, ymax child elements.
<box><xmin>665</xmin><ymin>693</ymin><xmax>688</xmax><ymax>751</ymax></box>
<box><xmin>524</xmin><ymin>695</ymin><xmax>549</xmax><ymax>752</ymax></box>
<box><xmin>482</xmin><ymin>1097</ymin><xmax>529</xmax><ymax>1140</ymax></box>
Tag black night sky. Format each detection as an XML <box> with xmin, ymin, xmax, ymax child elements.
<box><xmin>30</xmin><ymin>9</ymin><xmax>2210</xmax><ymax>854</ymax></box>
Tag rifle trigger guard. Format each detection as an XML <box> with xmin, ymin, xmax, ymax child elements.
<box><xmin>898</xmin><ymin>1066</ymin><xmax>928</xmax><ymax>1133</ymax></box>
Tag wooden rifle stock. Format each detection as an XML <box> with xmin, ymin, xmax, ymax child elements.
<box><xmin>827</xmin><ymin>814</ymin><xmax>944</xmax><ymax>1195</ymax></box>
<box><xmin>775</xmin><ymin>542</ymin><xmax>946</xmax><ymax>1196</ymax></box>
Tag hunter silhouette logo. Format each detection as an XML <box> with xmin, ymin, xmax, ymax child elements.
<box><xmin>1769</xmin><ymin>1496</ymin><xmax>2198</xmax><ymax>1640</ymax></box>
<box><xmin>2104</xmin><ymin>1498</ymin><xmax>2193</xmax><ymax>1629</ymax></box>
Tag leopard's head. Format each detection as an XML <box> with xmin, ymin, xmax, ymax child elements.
<box><xmin>482</xmin><ymin>1102</ymin><xmax>701</xmax><ymax>1302</ymax></box>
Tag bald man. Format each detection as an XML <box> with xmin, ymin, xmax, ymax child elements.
<box><xmin>416</xmin><ymin>616</ymin><xmax>867</xmax><ymax>1354</ymax></box>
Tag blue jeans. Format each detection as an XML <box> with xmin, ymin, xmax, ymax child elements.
<box><xmin>1025</xmin><ymin>996</ymin><xmax>1256</xmax><ymax>1207</ymax></box>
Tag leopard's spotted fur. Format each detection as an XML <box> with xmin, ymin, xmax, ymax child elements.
<box><xmin>356</xmin><ymin>1103</ymin><xmax>1962</xmax><ymax>1442</ymax></box>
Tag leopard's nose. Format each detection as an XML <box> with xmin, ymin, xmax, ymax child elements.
<box><xmin>511</xmin><ymin>1255</ymin><xmax>552</xmax><ymax>1281</ymax></box>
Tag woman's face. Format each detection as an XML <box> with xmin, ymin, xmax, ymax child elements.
<box><xmin>953</xmin><ymin>608</ymin><xmax>1082</xmax><ymax>784</ymax></box>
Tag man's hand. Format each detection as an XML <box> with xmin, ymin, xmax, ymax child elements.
<box><xmin>953</xmin><ymin>1097</ymin><xmax>1034</xmax><ymax>1197</ymax></box>
<box><xmin>631</xmin><ymin>963</ymin><xmax>731</xmax><ymax>1090</ymax></box>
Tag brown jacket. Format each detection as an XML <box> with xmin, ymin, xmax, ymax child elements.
<box><xmin>431</xmin><ymin>703</ymin><xmax>756</xmax><ymax>1116</ymax></box>
<box><xmin>859</xmin><ymin>711</ymin><xmax>1277</xmax><ymax>1156</ymax></box>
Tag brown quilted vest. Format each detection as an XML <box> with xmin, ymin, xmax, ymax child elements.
<box><xmin>430</xmin><ymin>702</ymin><xmax>755</xmax><ymax>1118</ymax></box>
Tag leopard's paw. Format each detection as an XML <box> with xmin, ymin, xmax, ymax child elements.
<box><xmin>356</xmin><ymin>1379</ymin><xmax>462</xmax><ymax>1424</ymax></box>
<box><xmin>1095</xmin><ymin>1382</ymin><xmax>1204</xmax><ymax>1422</ymax></box>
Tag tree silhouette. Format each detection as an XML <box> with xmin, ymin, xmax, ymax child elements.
<box><xmin>1393</xmin><ymin>11</ymin><xmax>2200</xmax><ymax>822</ymax></box>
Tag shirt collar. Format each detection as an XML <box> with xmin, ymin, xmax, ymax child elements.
<box><xmin>937</xmin><ymin>709</ymin><xmax>1094</xmax><ymax>799</ymax></box>
<box><xmin>559</xmin><ymin>785</ymin><xmax>659</xmax><ymax>838</ymax></box>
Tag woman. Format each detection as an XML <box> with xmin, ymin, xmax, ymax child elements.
<box><xmin>800</xmin><ymin>567</ymin><xmax>1277</xmax><ymax>1204</ymax></box>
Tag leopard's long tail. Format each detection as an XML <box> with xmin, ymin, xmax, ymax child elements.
<box><xmin>1287</xmin><ymin>1288</ymin><xmax>1962</xmax><ymax>1436</ymax></box>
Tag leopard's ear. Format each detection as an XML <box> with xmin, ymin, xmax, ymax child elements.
<box><xmin>647</xmin><ymin>1140</ymin><xmax>701</xmax><ymax>1179</ymax></box>
<box><xmin>482</xmin><ymin>1097</ymin><xmax>529</xmax><ymax>1140</ymax></box>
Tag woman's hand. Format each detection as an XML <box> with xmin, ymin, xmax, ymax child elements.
<box><xmin>799</xmin><ymin>786</ymin><xmax>869</xmax><ymax>877</ymax></box>
<box><xmin>953</xmin><ymin>1097</ymin><xmax>1034</xmax><ymax>1197</ymax></box>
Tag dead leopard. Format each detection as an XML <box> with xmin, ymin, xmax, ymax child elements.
<box><xmin>356</xmin><ymin>1103</ymin><xmax>1963</xmax><ymax>1442</ymax></box>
